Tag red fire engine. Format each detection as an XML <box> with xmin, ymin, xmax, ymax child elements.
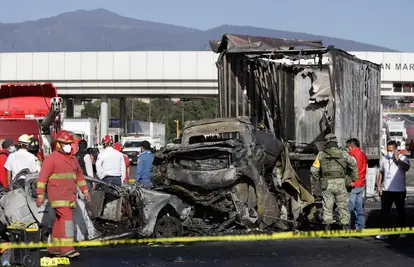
<box><xmin>0</xmin><ymin>82</ymin><xmax>63</xmax><ymax>160</ymax></box>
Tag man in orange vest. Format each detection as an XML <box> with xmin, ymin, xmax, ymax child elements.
<box><xmin>114</xmin><ymin>142</ymin><xmax>130</xmax><ymax>183</ymax></box>
<box><xmin>36</xmin><ymin>130</ymin><xmax>90</xmax><ymax>258</ymax></box>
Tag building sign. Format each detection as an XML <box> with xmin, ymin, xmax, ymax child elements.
<box><xmin>381</xmin><ymin>63</ymin><xmax>414</xmax><ymax>71</ymax></box>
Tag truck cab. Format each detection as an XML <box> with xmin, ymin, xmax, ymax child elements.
<box><xmin>386</xmin><ymin>119</ymin><xmax>409</xmax><ymax>154</ymax></box>
<box><xmin>0</xmin><ymin>82</ymin><xmax>62</xmax><ymax>158</ymax></box>
<box><xmin>121</xmin><ymin>135</ymin><xmax>145</xmax><ymax>165</ymax></box>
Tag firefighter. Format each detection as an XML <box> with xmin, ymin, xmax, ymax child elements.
<box><xmin>95</xmin><ymin>135</ymin><xmax>126</xmax><ymax>186</ymax></box>
<box><xmin>28</xmin><ymin>137</ymin><xmax>42</xmax><ymax>162</ymax></box>
<box><xmin>35</xmin><ymin>130</ymin><xmax>90</xmax><ymax>258</ymax></box>
<box><xmin>114</xmin><ymin>142</ymin><xmax>130</xmax><ymax>183</ymax></box>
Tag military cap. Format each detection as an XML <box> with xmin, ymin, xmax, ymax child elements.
<box><xmin>324</xmin><ymin>133</ymin><xmax>338</xmax><ymax>143</ymax></box>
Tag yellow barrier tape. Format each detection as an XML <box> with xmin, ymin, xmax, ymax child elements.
<box><xmin>41</xmin><ymin>257</ymin><xmax>70</xmax><ymax>266</ymax></box>
<box><xmin>2</xmin><ymin>227</ymin><xmax>413</xmax><ymax>249</ymax></box>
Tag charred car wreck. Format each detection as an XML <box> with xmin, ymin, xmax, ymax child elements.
<box><xmin>0</xmin><ymin>172</ymin><xmax>189</xmax><ymax>241</ymax></box>
<box><xmin>151</xmin><ymin>34</ymin><xmax>381</xmax><ymax>233</ymax></box>
<box><xmin>152</xmin><ymin>117</ymin><xmax>315</xmax><ymax>234</ymax></box>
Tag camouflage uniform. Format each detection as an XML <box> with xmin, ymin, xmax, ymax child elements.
<box><xmin>310</xmin><ymin>134</ymin><xmax>358</xmax><ymax>229</ymax></box>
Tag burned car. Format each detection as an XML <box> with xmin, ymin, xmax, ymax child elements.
<box><xmin>0</xmin><ymin>172</ymin><xmax>189</xmax><ymax>241</ymax></box>
<box><xmin>152</xmin><ymin>117</ymin><xmax>316</xmax><ymax>235</ymax></box>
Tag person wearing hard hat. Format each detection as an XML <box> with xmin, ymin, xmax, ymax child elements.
<box><xmin>114</xmin><ymin>142</ymin><xmax>130</xmax><ymax>183</ymax></box>
<box><xmin>95</xmin><ymin>135</ymin><xmax>126</xmax><ymax>186</ymax></box>
<box><xmin>36</xmin><ymin>130</ymin><xmax>90</xmax><ymax>258</ymax></box>
<box><xmin>4</xmin><ymin>134</ymin><xmax>41</xmax><ymax>188</ymax></box>
<box><xmin>27</xmin><ymin>137</ymin><xmax>43</xmax><ymax>162</ymax></box>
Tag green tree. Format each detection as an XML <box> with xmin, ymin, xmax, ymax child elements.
<box><xmin>81</xmin><ymin>101</ymin><xmax>100</xmax><ymax>118</ymax></box>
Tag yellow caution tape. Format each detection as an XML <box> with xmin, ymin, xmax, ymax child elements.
<box><xmin>1</xmin><ymin>227</ymin><xmax>413</xmax><ymax>249</ymax></box>
<box><xmin>40</xmin><ymin>257</ymin><xmax>70</xmax><ymax>266</ymax></box>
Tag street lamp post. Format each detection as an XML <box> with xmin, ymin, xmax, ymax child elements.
<box><xmin>174</xmin><ymin>119</ymin><xmax>179</xmax><ymax>138</ymax></box>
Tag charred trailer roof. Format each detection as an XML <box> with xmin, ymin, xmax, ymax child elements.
<box><xmin>210</xmin><ymin>34</ymin><xmax>382</xmax><ymax>161</ymax></box>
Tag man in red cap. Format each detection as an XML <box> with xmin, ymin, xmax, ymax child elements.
<box><xmin>114</xmin><ymin>142</ymin><xmax>130</xmax><ymax>183</ymax></box>
<box><xmin>95</xmin><ymin>135</ymin><xmax>126</xmax><ymax>186</ymax></box>
<box><xmin>36</xmin><ymin>130</ymin><xmax>90</xmax><ymax>258</ymax></box>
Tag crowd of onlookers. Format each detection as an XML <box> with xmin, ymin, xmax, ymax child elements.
<box><xmin>0</xmin><ymin>133</ymin><xmax>155</xmax><ymax>193</ymax></box>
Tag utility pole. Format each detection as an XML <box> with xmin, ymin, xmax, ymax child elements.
<box><xmin>181</xmin><ymin>101</ymin><xmax>184</xmax><ymax>124</ymax></box>
<box><xmin>148</xmin><ymin>98</ymin><xmax>152</xmax><ymax>122</ymax></box>
<box><xmin>131</xmin><ymin>99</ymin><xmax>134</xmax><ymax>120</ymax></box>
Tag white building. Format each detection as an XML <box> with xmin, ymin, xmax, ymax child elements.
<box><xmin>349</xmin><ymin>52</ymin><xmax>414</xmax><ymax>109</ymax></box>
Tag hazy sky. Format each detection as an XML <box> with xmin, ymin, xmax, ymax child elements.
<box><xmin>0</xmin><ymin>0</ymin><xmax>410</xmax><ymax>51</ymax></box>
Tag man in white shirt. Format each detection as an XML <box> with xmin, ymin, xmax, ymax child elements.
<box><xmin>4</xmin><ymin>134</ymin><xmax>41</xmax><ymax>187</ymax></box>
<box><xmin>376</xmin><ymin>140</ymin><xmax>410</xmax><ymax>240</ymax></box>
<box><xmin>95</xmin><ymin>135</ymin><xmax>126</xmax><ymax>186</ymax></box>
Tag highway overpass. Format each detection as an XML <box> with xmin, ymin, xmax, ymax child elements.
<box><xmin>0</xmin><ymin>51</ymin><xmax>219</xmax><ymax>98</ymax></box>
<box><xmin>1</xmin><ymin>51</ymin><xmax>414</xmax><ymax>98</ymax></box>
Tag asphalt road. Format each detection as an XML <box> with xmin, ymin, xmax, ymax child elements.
<box><xmin>45</xmin><ymin>237</ymin><xmax>414</xmax><ymax>267</ymax></box>
<box><xmin>130</xmin><ymin>164</ymin><xmax>137</xmax><ymax>179</ymax></box>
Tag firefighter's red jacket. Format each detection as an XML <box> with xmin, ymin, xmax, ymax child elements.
<box><xmin>123</xmin><ymin>153</ymin><xmax>130</xmax><ymax>182</ymax></box>
<box><xmin>36</xmin><ymin>151</ymin><xmax>89</xmax><ymax>208</ymax></box>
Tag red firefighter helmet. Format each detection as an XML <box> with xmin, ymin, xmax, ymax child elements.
<box><xmin>101</xmin><ymin>135</ymin><xmax>113</xmax><ymax>144</ymax></box>
<box><xmin>55</xmin><ymin>130</ymin><xmax>74</xmax><ymax>144</ymax></box>
<box><xmin>114</xmin><ymin>142</ymin><xmax>123</xmax><ymax>152</ymax></box>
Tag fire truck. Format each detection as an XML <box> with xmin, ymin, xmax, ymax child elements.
<box><xmin>0</xmin><ymin>82</ymin><xmax>63</xmax><ymax>160</ymax></box>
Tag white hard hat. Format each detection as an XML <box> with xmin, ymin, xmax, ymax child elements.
<box><xmin>18</xmin><ymin>134</ymin><xmax>33</xmax><ymax>144</ymax></box>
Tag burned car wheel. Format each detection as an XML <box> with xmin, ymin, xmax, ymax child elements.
<box><xmin>154</xmin><ymin>216</ymin><xmax>183</xmax><ymax>238</ymax></box>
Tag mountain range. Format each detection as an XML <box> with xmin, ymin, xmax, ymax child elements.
<box><xmin>0</xmin><ymin>8</ymin><xmax>396</xmax><ymax>53</ymax></box>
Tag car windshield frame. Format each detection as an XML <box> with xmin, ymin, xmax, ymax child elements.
<box><xmin>123</xmin><ymin>141</ymin><xmax>142</xmax><ymax>148</ymax></box>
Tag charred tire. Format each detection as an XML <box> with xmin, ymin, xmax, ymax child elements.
<box><xmin>154</xmin><ymin>216</ymin><xmax>183</xmax><ymax>238</ymax></box>
<box><xmin>22</xmin><ymin>254</ymin><xmax>35</xmax><ymax>267</ymax></box>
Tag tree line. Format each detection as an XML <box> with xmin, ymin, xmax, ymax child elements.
<box><xmin>81</xmin><ymin>98</ymin><xmax>218</xmax><ymax>142</ymax></box>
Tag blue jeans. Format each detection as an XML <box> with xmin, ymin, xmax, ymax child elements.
<box><xmin>135</xmin><ymin>179</ymin><xmax>153</xmax><ymax>188</ymax></box>
<box><xmin>103</xmin><ymin>176</ymin><xmax>122</xmax><ymax>187</ymax></box>
<box><xmin>348</xmin><ymin>186</ymin><xmax>366</xmax><ymax>229</ymax></box>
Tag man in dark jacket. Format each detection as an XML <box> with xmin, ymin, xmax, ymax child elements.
<box><xmin>74</xmin><ymin>139</ymin><xmax>94</xmax><ymax>192</ymax></box>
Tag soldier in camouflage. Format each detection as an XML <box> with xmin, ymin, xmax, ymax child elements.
<box><xmin>310</xmin><ymin>133</ymin><xmax>358</xmax><ymax>230</ymax></box>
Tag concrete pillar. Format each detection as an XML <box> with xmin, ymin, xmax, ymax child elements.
<box><xmin>66</xmin><ymin>98</ymin><xmax>74</xmax><ymax>118</ymax></box>
<box><xmin>120</xmin><ymin>97</ymin><xmax>127</xmax><ymax>134</ymax></box>
<box><xmin>74</xmin><ymin>98</ymin><xmax>83</xmax><ymax>117</ymax></box>
<box><xmin>100</xmin><ymin>95</ymin><xmax>109</xmax><ymax>138</ymax></box>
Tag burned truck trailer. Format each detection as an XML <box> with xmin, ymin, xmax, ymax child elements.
<box><xmin>210</xmin><ymin>34</ymin><xmax>382</xmax><ymax>190</ymax></box>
